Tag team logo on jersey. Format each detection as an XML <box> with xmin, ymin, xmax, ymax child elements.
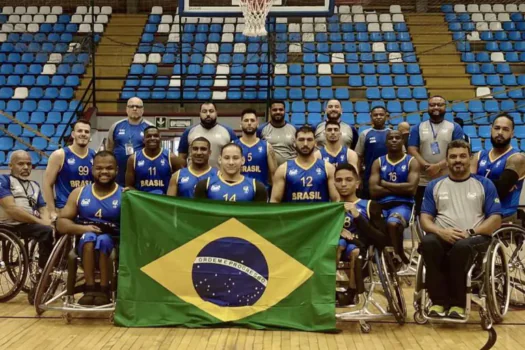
<box><xmin>81</xmin><ymin>198</ymin><xmax>90</xmax><ymax>206</ymax></box>
<box><xmin>258</xmin><ymin>146</ymin><xmax>263</xmax><ymax>153</ymax></box>
<box><xmin>215</xmin><ymin>133</ymin><xmax>221</xmax><ymax>138</ymax></box>
<box><xmin>340</xmin><ymin>155</ymin><xmax>345</xmax><ymax>161</ymax></box>
<box><xmin>401</xmin><ymin>165</ymin><xmax>407</xmax><ymax>172</ymax></box>
<box><xmin>286</xmin><ymin>134</ymin><xmax>292</xmax><ymax>139</ymax></box>
<box><xmin>137</xmin><ymin>160</ymin><xmax>145</xmax><ymax>167</ymax></box>
<box><xmin>369</xmin><ymin>137</ymin><xmax>376</xmax><ymax>144</ymax></box>
<box><xmin>210</xmin><ymin>184</ymin><xmax>221</xmax><ymax>192</ymax></box>
<box><xmin>323</xmin><ymin>157</ymin><xmax>330</xmax><ymax>162</ymax></box>
<box><xmin>67</xmin><ymin>158</ymin><xmax>76</xmax><ymax>165</ymax></box>
<box><xmin>180</xmin><ymin>176</ymin><xmax>190</xmax><ymax>183</ymax></box>
<box><xmin>118</xmin><ymin>129</ymin><xmax>126</xmax><ymax>135</ymax></box>
<box><xmin>160</xmin><ymin>159</ymin><xmax>166</xmax><ymax>166</ymax></box>
<box><xmin>480</xmin><ymin>160</ymin><xmax>487</xmax><ymax>166</ymax></box>
<box><xmin>112</xmin><ymin>200</ymin><xmax>119</xmax><ymax>208</ymax></box>
<box><xmin>381</xmin><ymin>166</ymin><xmax>387</xmax><ymax>172</ymax></box>
<box><xmin>467</xmin><ymin>192</ymin><xmax>477</xmax><ymax>199</ymax></box>
<box><xmin>243</xmin><ymin>186</ymin><xmax>250</xmax><ymax>194</ymax></box>
<box><xmin>289</xmin><ymin>169</ymin><xmax>298</xmax><ymax>176</ymax></box>
<box><xmin>90</xmin><ymin>158</ymin><xmax>93</xmax><ymax>164</ymax></box>
<box><xmin>316</xmin><ymin>168</ymin><xmax>322</xmax><ymax>176</ymax></box>
<box><xmin>140</xmin><ymin>132</ymin><xmax>144</xmax><ymax>137</ymax></box>
<box><xmin>438</xmin><ymin>192</ymin><xmax>449</xmax><ymax>200</ymax></box>
<box><xmin>496</xmin><ymin>161</ymin><xmax>501</xmax><ymax>167</ymax></box>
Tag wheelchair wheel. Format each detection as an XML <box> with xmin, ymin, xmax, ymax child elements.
<box><xmin>376</xmin><ymin>248</ymin><xmax>406</xmax><ymax>325</ymax></box>
<box><xmin>485</xmin><ymin>240</ymin><xmax>510</xmax><ymax>323</ymax></box>
<box><xmin>493</xmin><ymin>225</ymin><xmax>525</xmax><ymax>308</ymax></box>
<box><xmin>22</xmin><ymin>239</ymin><xmax>39</xmax><ymax>294</ymax></box>
<box><xmin>34</xmin><ymin>235</ymin><xmax>70</xmax><ymax>315</ymax></box>
<box><xmin>0</xmin><ymin>229</ymin><xmax>29</xmax><ymax>302</ymax></box>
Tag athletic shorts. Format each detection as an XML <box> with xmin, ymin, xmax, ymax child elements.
<box><xmin>339</xmin><ymin>238</ymin><xmax>359</xmax><ymax>261</ymax></box>
<box><xmin>382</xmin><ymin>203</ymin><xmax>412</xmax><ymax>227</ymax></box>
<box><xmin>78</xmin><ymin>232</ymin><xmax>115</xmax><ymax>257</ymax></box>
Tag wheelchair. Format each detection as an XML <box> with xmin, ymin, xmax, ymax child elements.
<box><xmin>413</xmin><ymin>230</ymin><xmax>511</xmax><ymax>330</ymax></box>
<box><xmin>33</xmin><ymin>233</ymin><xmax>118</xmax><ymax>323</ymax></box>
<box><xmin>397</xmin><ymin>208</ymin><xmax>422</xmax><ymax>283</ymax></box>
<box><xmin>0</xmin><ymin>226</ymin><xmax>28</xmax><ymax>302</ymax></box>
<box><xmin>336</xmin><ymin>245</ymin><xmax>407</xmax><ymax>333</ymax></box>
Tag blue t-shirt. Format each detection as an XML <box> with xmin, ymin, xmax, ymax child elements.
<box><xmin>355</xmin><ymin>128</ymin><xmax>390</xmax><ymax>186</ymax></box>
<box><xmin>319</xmin><ymin>146</ymin><xmax>348</xmax><ymax>167</ymax></box>
<box><xmin>134</xmin><ymin>149</ymin><xmax>172</xmax><ymax>194</ymax></box>
<box><xmin>55</xmin><ymin>147</ymin><xmax>95</xmax><ymax>208</ymax></box>
<box><xmin>234</xmin><ymin>138</ymin><xmax>270</xmax><ymax>187</ymax></box>
<box><xmin>377</xmin><ymin>154</ymin><xmax>415</xmax><ymax>204</ymax></box>
<box><xmin>284</xmin><ymin>159</ymin><xmax>330</xmax><ymax>202</ymax></box>
<box><xmin>175</xmin><ymin>166</ymin><xmax>218</xmax><ymax>198</ymax></box>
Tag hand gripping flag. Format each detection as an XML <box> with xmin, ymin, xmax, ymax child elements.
<box><xmin>115</xmin><ymin>191</ymin><xmax>343</xmax><ymax>331</ymax></box>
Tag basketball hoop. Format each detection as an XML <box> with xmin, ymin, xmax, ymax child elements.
<box><xmin>238</xmin><ymin>0</ymin><xmax>273</xmax><ymax>37</ymax></box>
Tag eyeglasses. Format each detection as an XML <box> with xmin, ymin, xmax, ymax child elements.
<box><xmin>127</xmin><ymin>105</ymin><xmax>144</xmax><ymax>109</ymax></box>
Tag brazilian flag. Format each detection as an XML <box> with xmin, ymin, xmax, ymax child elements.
<box><xmin>115</xmin><ymin>191</ymin><xmax>343</xmax><ymax>331</ymax></box>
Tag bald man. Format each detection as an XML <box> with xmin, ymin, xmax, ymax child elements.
<box><xmin>315</xmin><ymin>99</ymin><xmax>359</xmax><ymax>149</ymax></box>
<box><xmin>0</xmin><ymin>150</ymin><xmax>53</xmax><ymax>270</ymax></box>
<box><xmin>107</xmin><ymin>97</ymin><xmax>153</xmax><ymax>186</ymax></box>
<box><xmin>398</xmin><ymin>122</ymin><xmax>411</xmax><ymax>150</ymax></box>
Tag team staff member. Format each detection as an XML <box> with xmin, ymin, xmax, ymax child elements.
<box><xmin>194</xmin><ymin>143</ymin><xmax>268</xmax><ymax>202</ymax></box>
<box><xmin>178</xmin><ymin>101</ymin><xmax>237</xmax><ymax>168</ymax></box>
<box><xmin>167</xmin><ymin>137</ymin><xmax>217</xmax><ymax>198</ymax></box>
<box><xmin>107</xmin><ymin>97</ymin><xmax>153</xmax><ymax>186</ymax></box>
<box><xmin>369</xmin><ymin>130</ymin><xmax>420</xmax><ymax>264</ymax></box>
<box><xmin>471</xmin><ymin>113</ymin><xmax>525</xmax><ymax>223</ymax></box>
<box><xmin>420</xmin><ymin>140</ymin><xmax>501</xmax><ymax>319</ymax></box>
<box><xmin>315</xmin><ymin>120</ymin><xmax>359</xmax><ymax>170</ymax></box>
<box><xmin>315</xmin><ymin>99</ymin><xmax>358</xmax><ymax>149</ymax></box>
<box><xmin>408</xmin><ymin>95</ymin><xmax>464</xmax><ymax>215</ymax></box>
<box><xmin>58</xmin><ymin>151</ymin><xmax>123</xmax><ymax>306</ymax></box>
<box><xmin>44</xmin><ymin>119</ymin><xmax>95</xmax><ymax>220</ymax></box>
<box><xmin>270</xmin><ymin>125</ymin><xmax>339</xmax><ymax>203</ymax></box>
<box><xmin>125</xmin><ymin>126</ymin><xmax>184</xmax><ymax>194</ymax></box>
<box><xmin>258</xmin><ymin>100</ymin><xmax>297</xmax><ymax>167</ymax></box>
<box><xmin>234</xmin><ymin>108</ymin><xmax>277</xmax><ymax>189</ymax></box>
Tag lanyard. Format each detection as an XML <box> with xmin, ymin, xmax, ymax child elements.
<box><xmin>429</xmin><ymin>121</ymin><xmax>441</xmax><ymax>141</ymax></box>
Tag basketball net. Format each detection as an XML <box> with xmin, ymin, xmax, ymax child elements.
<box><xmin>238</xmin><ymin>0</ymin><xmax>273</xmax><ymax>37</ymax></box>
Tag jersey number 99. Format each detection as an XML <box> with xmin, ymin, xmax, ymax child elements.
<box><xmin>78</xmin><ymin>166</ymin><xmax>90</xmax><ymax>176</ymax></box>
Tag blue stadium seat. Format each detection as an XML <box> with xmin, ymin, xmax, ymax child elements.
<box><xmin>290</xmin><ymin>113</ymin><xmax>306</xmax><ymax>127</ymax></box>
<box><xmin>468</xmin><ymin>100</ymin><xmax>484</xmax><ymax>113</ymax></box>
<box><xmin>397</xmin><ymin>88</ymin><xmax>412</xmax><ymax>99</ymax></box>
<box><xmin>6</xmin><ymin>100</ymin><xmax>21</xmax><ymax>112</ymax></box>
<box><xmin>413</xmin><ymin>87</ymin><xmax>428</xmax><ymax>99</ymax></box>
<box><xmin>502</xmin><ymin>75</ymin><xmax>517</xmax><ymax>86</ymax></box>
<box><xmin>471</xmin><ymin>138</ymin><xmax>482</xmax><ymax>152</ymax></box>
<box><xmin>291</xmin><ymin>101</ymin><xmax>305</xmax><ymax>113</ymax></box>
<box><xmin>381</xmin><ymin>88</ymin><xmax>396</xmax><ymax>100</ymax></box>
<box><xmin>403</xmin><ymin>101</ymin><xmax>418</xmax><ymax>113</ymax></box>
<box><xmin>366</xmin><ymin>88</ymin><xmax>380</xmax><ymax>100</ymax></box>
<box><xmin>7</xmin><ymin>124</ymin><xmax>22</xmax><ymax>137</ymax></box>
<box><xmin>355</xmin><ymin>101</ymin><xmax>370</xmax><ymax>113</ymax></box>
<box><xmin>29</xmin><ymin>112</ymin><xmax>45</xmax><ymax>124</ymax></box>
<box><xmin>484</xmin><ymin>100</ymin><xmax>499</xmax><ymax>113</ymax></box>
<box><xmin>21</xmin><ymin>100</ymin><xmax>36</xmax><ymax>113</ymax></box>
<box><xmin>478</xmin><ymin>126</ymin><xmax>491</xmax><ymax>138</ymax></box>
<box><xmin>516</xmin><ymin>126</ymin><xmax>525</xmax><ymax>139</ymax></box>
<box><xmin>471</xmin><ymin>75</ymin><xmax>486</xmax><ymax>86</ymax></box>
<box><xmin>387</xmin><ymin>101</ymin><xmax>402</xmax><ymax>113</ymax></box>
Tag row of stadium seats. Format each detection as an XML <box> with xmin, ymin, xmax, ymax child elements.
<box><xmin>1</xmin><ymin>6</ymin><xmax>112</xmax><ymax>15</ymax></box>
<box><xmin>442</xmin><ymin>3</ymin><xmax>525</xmax><ymax>13</ymax></box>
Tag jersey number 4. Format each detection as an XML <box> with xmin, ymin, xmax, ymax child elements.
<box><xmin>95</xmin><ymin>209</ymin><xmax>102</xmax><ymax>218</ymax></box>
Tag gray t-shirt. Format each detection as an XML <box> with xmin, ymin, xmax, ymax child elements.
<box><xmin>315</xmin><ymin>121</ymin><xmax>356</xmax><ymax>149</ymax></box>
<box><xmin>408</xmin><ymin>120</ymin><xmax>464</xmax><ymax>186</ymax></box>
<box><xmin>421</xmin><ymin>175</ymin><xmax>501</xmax><ymax>230</ymax></box>
<box><xmin>258</xmin><ymin>122</ymin><xmax>296</xmax><ymax>167</ymax></box>
<box><xmin>178</xmin><ymin>123</ymin><xmax>237</xmax><ymax>168</ymax></box>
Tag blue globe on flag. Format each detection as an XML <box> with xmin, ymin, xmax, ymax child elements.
<box><xmin>192</xmin><ymin>237</ymin><xmax>269</xmax><ymax>307</ymax></box>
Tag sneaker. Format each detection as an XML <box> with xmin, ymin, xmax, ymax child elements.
<box><xmin>93</xmin><ymin>292</ymin><xmax>110</xmax><ymax>306</ymax></box>
<box><xmin>78</xmin><ymin>285</ymin><xmax>96</xmax><ymax>306</ymax></box>
<box><xmin>428</xmin><ymin>305</ymin><xmax>446</xmax><ymax>317</ymax></box>
<box><xmin>448</xmin><ymin>306</ymin><xmax>466</xmax><ymax>319</ymax></box>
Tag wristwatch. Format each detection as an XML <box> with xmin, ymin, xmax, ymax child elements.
<box><xmin>467</xmin><ymin>228</ymin><xmax>476</xmax><ymax>236</ymax></box>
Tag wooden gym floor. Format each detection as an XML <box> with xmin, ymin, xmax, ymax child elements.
<box><xmin>2</xmin><ymin>286</ymin><xmax>525</xmax><ymax>350</ymax></box>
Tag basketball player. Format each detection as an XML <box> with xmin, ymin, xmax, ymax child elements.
<box><xmin>314</xmin><ymin>120</ymin><xmax>359</xmax><ymax>170</ymax></box>
<box><xmin>334</xmin><ymin>163</ymin><xmax>389</xmax><ymax>304</ymax></box>
<box><xmin>270</xmin><ymin>125</ymin><xmax>339</xmax><ymax>203</ymax></box>
<box><xmin>369</xmin><ymin>130</ymin><xmax>420</xmax><ymax>264</ymax></box>
<box><xmin>471</xmin><ymin>113</ymin><xmax>525</xmax><ymax>223</ymax></box>
<box><xmin>355</xmin><ymin>106</ymin><xmax>391</xmax><ymax>198</ymax></box>
<box><xmin>125</xmin><ymin>126</ymin><xmax>184</xmax><ymax>194</ymax></box>
<box><xmin>194</xmin><ymin>143</ymin><xmax>268</xmax><ymax>201</ymax></box>
<box><xmin>234</xmin><ymin>108</ymin><xmax>277</xmax><ymax>189</ymax></box>
<box><xmin>167</xmin><ymin>137</ymin><xmax>217</xmax><ymax>198</ymax></box>
<box><xmin>57</xmin><ymin>151</ymin><xmax>122</xmax><ymax>306</ymax></box>
<box><xmin>258</xmin><ymin>100</ymin><xmax>297</xmax><ymax>167</ymax></box>
<box><xmin>43</xmin><ymin>119</ymin><xmax>95</xmax><ymax>220</ymax></box>
<box><xmin>315</xmin><ymin>99</ymin><xmax>358</xmax><ymax>149</ymax></box>
<box><xmin>107</xmin><ymin>97</ymin><xmax>153</xmax><ymax>186</ymax></box>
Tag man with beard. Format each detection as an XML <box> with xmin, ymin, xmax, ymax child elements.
<box><xmin>258</xmin><ymin>100</ymin><xmax>297</xmax><ymax>167</ymax></box>
<box><xmin>194</xmin><ymin>143</ymin><xmax>268</xmax><ymax>202</ymax></box>
<box><xmin>270</xmin><ymin>125</ymin><xmax>339</xmax><ymax>203</ymax></box>
<box><xmin>369</xmin><ymin>130</ymin><xmax>420</xmax><ymax>264</ymax></box>
<box><xmin>397</xmin><ymin>121</ymin><xmax>411</xmax><ymax>150</ymax></box>
<box><xmin>420</xmin><ymin>140</ymin><xmax>501</xmax><ymax>319</ymax></box>
<box><xmin>408</xmin><ymin>96</ymin><xmax>464</xmax><ymax>215</ymax></box>
<box><xmin>234</xmin><ymin>108</ymin><xmax>277</xmax><ymax>189</ymax></box>
<box><xmin>125</xmin><ymin>126</ymin><xmax>184</xmax><ymax>194</ymax></box>
<box><xmin>44</xmin><ymin>119</ymin><xmax>95</xmax><ymax>220</ymax></box>
<box><xmin>58</xmin><ymin>151</ymin><xmax>123</xmax><ymax>306</ymax></box>
<box><xmin>178</xmin><ymin>101</ymin><xmax>237</xmax><ymax>168</ymax></box>
<box><xmin>107</xmin><ymin>97</ymin><xmax>153</xmax><ymax>186</ymax></box>
<box><xmin>167</xmin><ymin>137</ymin><xmax>217</xmax><ymax>198</ymax></box>
<box><xmin>355</xmin><ymin>106</ymin><xmax>391</xmax><ymax>198</ymax></box>
<box><xmin>315</xmin><ymin>99</ymin><xmax>358</xmax><ymax>149</ymax></box>
<box><xmin>471</xmin><ymin>114</ymin><xmax>525</xmax><ymax>223</ymax></box>
<box><xmin>0</xmin><ymin>150</ymin><xmax>53</xmax><ymax>271</ymax></box>
<box><xmin>314</xmin><ymin>120</ymin><xmax>359</xmax><ymax>170</ymax></box>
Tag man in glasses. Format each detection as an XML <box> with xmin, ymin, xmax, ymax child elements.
<box><xmin>106</xmin><ymin>97</ymin><xmax>153</xmax><ymax>186</ymax></box>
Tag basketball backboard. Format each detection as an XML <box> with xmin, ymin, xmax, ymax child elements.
<box><xmin>179</xmin><ymin>0</ymin><xmax>335</xmax><ymax>17</ymax></box>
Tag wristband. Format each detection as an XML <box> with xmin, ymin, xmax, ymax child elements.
<box><xmin>467</xmin><ymin>228</ymin><xmax>476</xmax><ymax>236</ymax></box>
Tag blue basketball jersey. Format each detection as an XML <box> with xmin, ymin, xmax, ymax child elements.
<box><xmin>176</xmin><ymin>166</ymin><xmax>218</xmax><ymax>198</ymax></box>
<box><xmin>76</xmin><ymin>184</ymin><xmax>122</xmax><ymax>234</ymax></box>
<box><xmin>284</xmin><ymin>159</ymin><xmax>330</xmax><ymax>202</ymax></box>
<box><xmin>319</xmin><ymin>146</ymin><xmax>348</xmax><ymax>167</ymax></box>
<box><xmin>359</xmin><ymin>128</ymin><xmax>390</xmax><ymax>182</ymax></box>
<box><xmin>377</xmin><ymin>154</ymin><xmax>415</xmax><ymax>204</ymax></box>
<box><xmin>206</xmin><ymin>174</ymin><xmax>256</xmax><ymax>202</ymax></box>
<box><xmin>234</xmin><ymin>138</ymin><xmax>269</xmax><ymax>187</ymax></box>
<box><xmin>134</xmin><ymin>149</ymin><xmax>172</xmax><ymax>194</ymax></box>
<box><xmin>55</xmin><ymin>147</ymin><xmax>95</xmax><ymax>209</ymax></box>
<box><xmin>477</xmin><ymin>148</ymin><xmax>524</xmax><ymax>217</ymax></box>
<box><xmin>342</xmin><ymin>199</ymin><xmax>370</xmax><ymax>234</ymax></box>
